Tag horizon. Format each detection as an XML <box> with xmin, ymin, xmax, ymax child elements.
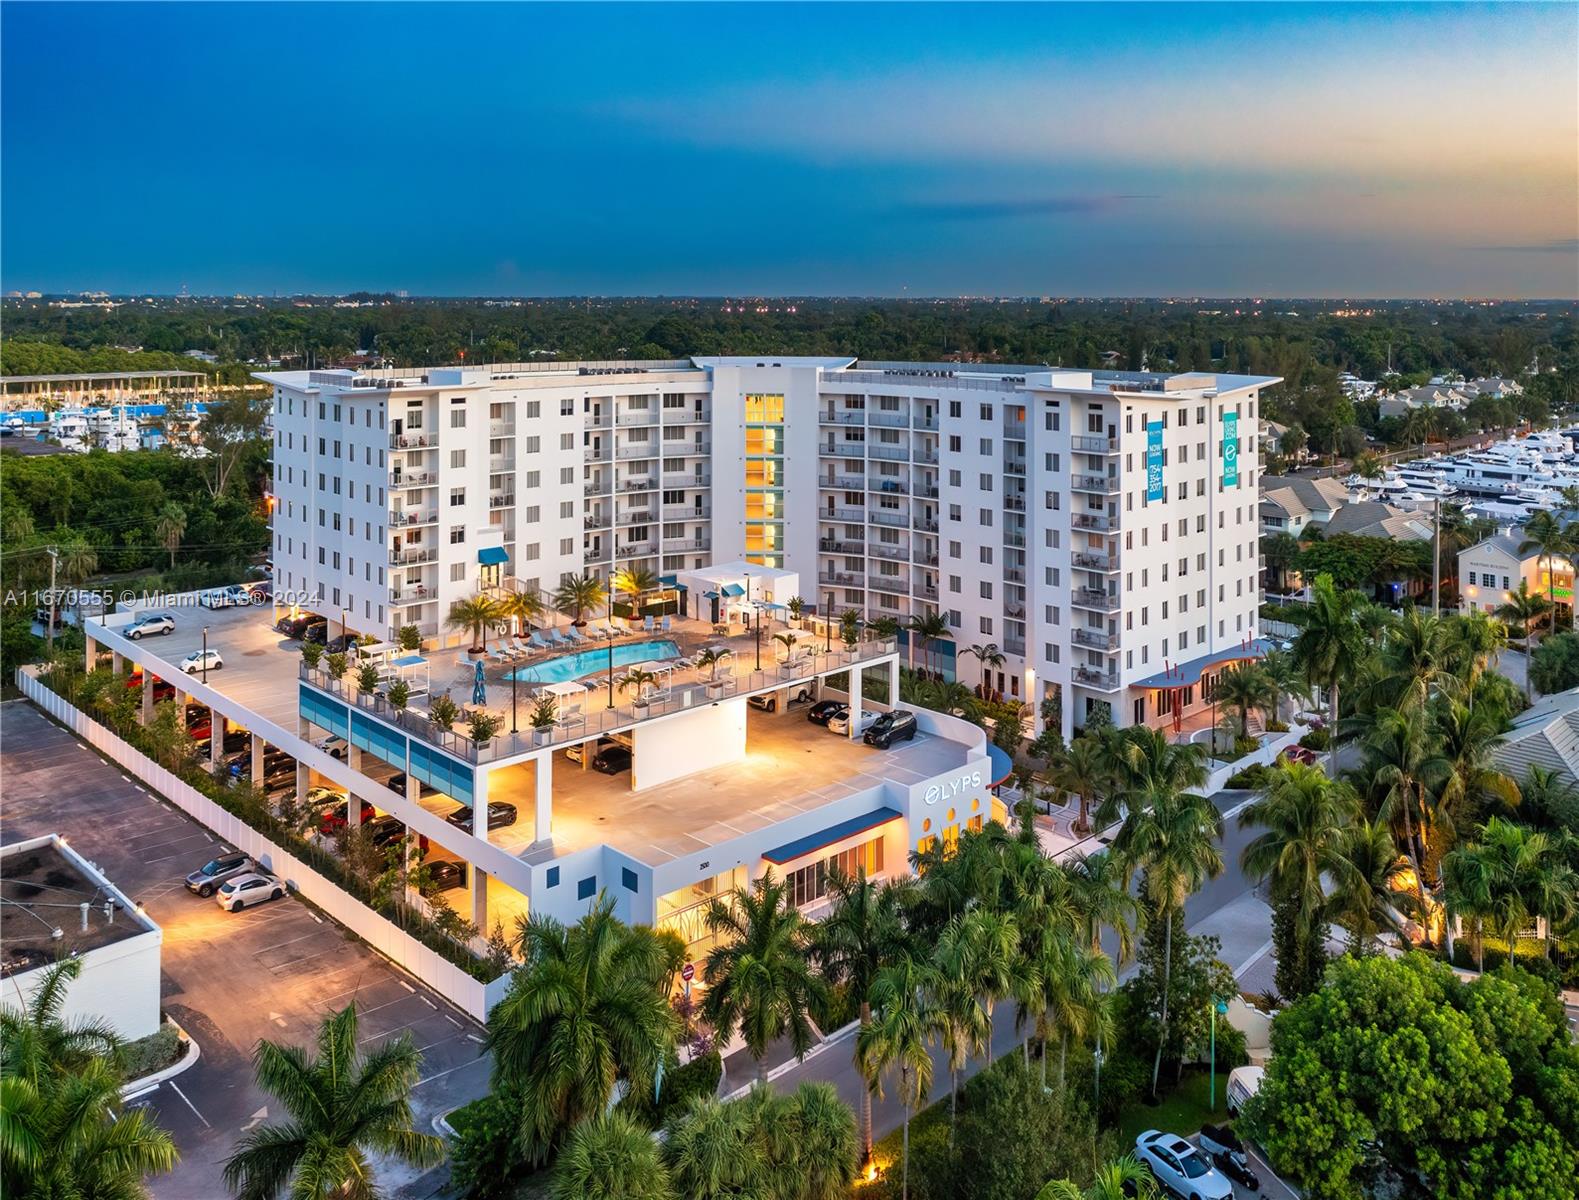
<box><xmin>3</xmin><ymin>2</ymin><xmax>1576</xmax><ymax>300</ymax></box>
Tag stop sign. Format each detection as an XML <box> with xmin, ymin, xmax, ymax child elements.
<box><xmin>681</xmin><ymin>961</ymin><xmax>695</xmax><ymax>983</ymax></box>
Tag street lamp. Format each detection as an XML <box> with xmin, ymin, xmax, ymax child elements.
<box><xmin>825</xmin><ymin>591</ymin><xmax>833</xmax><ymax>653</ymax></box>
<box><xmin>753</xmin><ymin>603</ymin><xmax>762</xmax><ymax>671</ymax></box>
<box><xmin>605</xmin><ymin>628</ymin><xmax>617</xmax><ymax>709</ymax></box>
<box><xmin>201</xmin><ymin>626</ymin><xmax>209</xmax><ymax>685</ymax></box>
<box><xmin>510</xmin><ymin>662</ymin><xmax>518</xmax><ymax>735</ymax></box>
<box><xmin>1209</xmin><ymin>997</ymin><xmax>1230</xmax><ymax>1110</ymax></box>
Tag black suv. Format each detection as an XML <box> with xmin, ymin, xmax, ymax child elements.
<box><xmin>592</xmin><ymin>744</ymin><xmax>633</xmax><ymax>775</ymax></box>
<box><xmin>806</xmin><ymin>700</ymin><xmax>845</xmax><ymax>726</ymax></box>
<box><xmin>445</xmin><ymin>801</ymin><xmax>519</xmax><ymax>832</ymax></box>
<box><xmin>863</xmin><ymin>710</ymin><xmax>919</xmax><ymax>749</ymax></box>
<box><xmin>276</xmin><ymin>613</ymin><xmax>316</xmax><ymax>638</ymax></box>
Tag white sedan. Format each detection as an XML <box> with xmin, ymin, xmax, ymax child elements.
<box><xmin>215</xmin><ymin>871</ymin><xmax>286</xmax><ymax>912</ymax></box>
<box><xmin>827</xmin><ymin>707</ymin><xmax>879</xmax><ymax>736</ymax></box>
<box><xmin>179</xmin><ymin>648</ymin><xmax>224</xmax><ymax>674</ymax></box>
<box><xmin>315</xmin><ymin>735</ymin><xmax>348</xmax><ymax>759</ymax></box>
<box><xmin>1134</xmin><ymin>1130</ymin><xmax>1233</xmax><ymax>1200</ymax></box>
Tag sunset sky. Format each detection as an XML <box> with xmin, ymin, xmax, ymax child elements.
<box><xmin>3</xmin><ymin>2</ymin><xmax>1575</xmax><ymax>297</ymax></box>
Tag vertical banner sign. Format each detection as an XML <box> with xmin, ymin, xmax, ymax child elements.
<box><xmin>1145</xmin><ymin>422</ymin><xmax>1165</xmax><ymax>501</ymax></box>
<box><xmin>1223</xmin><ymin>411</ymin><xmax>1240</xmax><ymax>487</ymax></box>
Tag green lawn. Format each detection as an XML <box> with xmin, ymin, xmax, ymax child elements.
<box><xmin>1115</xmin><ymin>1068</ymin><xmax>1233</xmax><ymax>1146</ymax></box>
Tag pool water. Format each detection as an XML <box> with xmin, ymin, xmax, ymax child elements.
<box><xmin>506</xmin><ymin>638</ymin><xmax>681</xmax><ymax>685</ymax></box>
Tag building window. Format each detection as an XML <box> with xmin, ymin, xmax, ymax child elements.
<box><xmin>577</xmin><ymin>876</ymin><xmax>596</xmax><ymax>900</ymax></box>
<box><xmin>622</xmin><ymin>868</ymin><xmax>639</xmax><ymax>893</ymax></box>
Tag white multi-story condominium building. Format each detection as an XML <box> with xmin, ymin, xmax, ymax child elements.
<box><xmin>260</xmin><ymin>357</ymin><xmax>1278</xmax><ymax>741</ymax></box>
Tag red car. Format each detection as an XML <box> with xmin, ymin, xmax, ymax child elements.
<box><xmin>317</xmin><ymin>797</ymin><xmax>376</xmax><ymax>835</ymax></box>
<box><xmin>125</xmin><ymin>672</ymin><xmax>176</xmax><ymax>703</ymax></box>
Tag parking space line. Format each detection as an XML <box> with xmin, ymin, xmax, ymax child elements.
<box><xmin>444</xmin><ymin>1014</ymin><xmax>462</xmax><ymax>1028</ymax></box>
<box><xmin>414</xmin><ymin>1056</ymin><xmax>486</xmax><ymax>1088</ymax></box>
<box><xmin>398</xmin><ymin>980</ymin><xmax>415</xmax><ymax>993</ymax></box>
<box><xmin>253</xmin><ymin>930</ymin><xmax>322</xmax><ymax>955</ymax></box>
<box><xmin>167</xmin><ymin>1082</ymin><xmax>210</xmax><ymax>1129</ymax></box>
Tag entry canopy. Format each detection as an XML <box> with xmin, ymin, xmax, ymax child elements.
<box><xmin>1130</xmin><ymin>638</ymin><xmax>1274</xmax><ymax>691</ymax></box>
<box><xmin>478</xmin><ymin>546</ymin><xmax>509</xmax><ymax>566</ymax></box>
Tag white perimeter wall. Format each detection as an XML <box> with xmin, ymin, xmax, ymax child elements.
<box><xmin>629</xmin><ymin>700</ymin><xmax>746</xmax><ymax>791</ymax></box>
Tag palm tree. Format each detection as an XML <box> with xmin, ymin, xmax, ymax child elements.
<box><xmin>1292</xmin><ymin>573</ymin><xmax>1369</xmax><ymax>774</ymax></box>
<box><xmin>702</xmin><ymin>870</ymin><xmax>826</xmax><ymax>1085</ymax></box>
<box><xmin>1519</xmin><ymin>509</ymin><xmax>1570</xmax><ymax>635</ymax></box>
<box><xmin>1213</xmin><ymin>663</ymin><xmax>1278</xmax><ymax>738</ymax></box>
<box><xmin>1048</xmin><ymin>733</ymin><xmax>1113</xmax><ymax>836</ymax></box>
<box><xmin>1432</xmin><ymin>695</ymin><xmax>1520</xmax><ymax>956</ymax></box>
<box><xmin>446</xmin><ymin>593</ymin><xmax>505</xmax><ymax>653</ymax></box>
<box><xmin>1065</xmin><ymin>849</ymin><xmax>1138</xmax><ymax>1098</ymax></box>
<box><xmin>1355</xmin><ymin>705</ymin><xmax>1447</xmax><ymax>926</ymax></box>
<box><xmin>554</xmin><ymin>572</ymin><xmax>608</xmax><ymax>627</ymax></box>
<box><xmin>611</xmin><ymin>565</ymin><xmax>660</xmax><ymax>616</ymax></box>
<box><xmin>500</xmin><ymin>586</ymin><xmax>545</xmax><ymax>636</ymax></box>
<box><xmin>486</xmin><ymin>897</ymin><xmax>678</xmax><ymax>1162</ymax></box>
<box><xmin>756</xmin><ymin>1081</ymin><xmax>861</xmax><ymax>1200</ymax></box>
<box><xmin>905</xmin><ymin>610</ymin><xmax>952</xmax><ymax>674</ymax></box>
<box><xmin>661</xmin><ymin>1093</ymin><xmax>763</xmax><ymax>1199</ymax></box>
<box><xmin>552</xmin><ymin>1111</ymin><xmax>674</xmax><ymax>1200</ymax></box>
<box><xmin>812</xmin><ymin>870</ymin><xmax>913</xmax><ymax>1171</ymax></box>
<box><xmin>856</xmin><ymin>956</ymin><xmax>939</xmax><ymax>1200</ymax></box>
<box><xmin>1107</xmin><ymin>729</ymin><xmax>1220</xmax><ymax>1097</ymax></box>
<box><xmin>224</xmin><ymin>1003</ymin><xmax>443</xmax><ymax>1200</ymax></box>
<box><xmin>1363</xmin><ymin>604</ymin><xmax>1457</xmax><ymax>714</ymax></box>
<box><xmin>618</xmin><ymin>666</ymin><xmax>659</xmax><ymax>703</ymax></box>
<box><xmin>694</xmin><ymin>646</ymin><xmax>732</xmax><ymax>683</ymax></box>
<box><xmin>56</xmin><ymin>538</ymin><xmax>99</xmax><ymax>632</ymax></box>
<box><xmin>1324</xmin><ymin>819</ymin><xmax>1415</xmax><ymax>954</ymax></box>
<box><xmin>773</xmin><ymin>631</ymin><xmax>798</xmax><ymax>662</ymax></box>
<box><xmin>1443</xmin><ymin>819</ymin><xmax>1579</xmax><ymax>962</ymax></box>
<box><xmin>1</xmin><ymin>959</ymin><xmax>179</xmax><ymax>1200</ymax></box>
<box><xmin>930</xmin><ymin>921</ymin><xmax>994</xmax><ymax>1136</ymax></box>
<box><xmin>154</xmin><ymin>502</ymin><xmax>187</xmax><ymax>569</ymax></box>
<box><xmin>1018</xmin><ymin>921</ymin><xmax>1113</xmax><ymax>1091</ymax></box>
<box><xmin>1035</xmin><ymin>1155</ymin><xmax>1160</xmax><ymax>1200</ymax></box>
<box><xmin>964</xmin><ymin>641</ymin><xmax>1006</xmax><ymax>690</ymax></box>
<box><xmin>1448</xmin><ymin>609</ymin><xmax>1508</xmax><ymax>688</ymax></box>
<box><xmin>1239</xmin><ymin>761</ymin><xmax>1358</xmax><ymax>998</ymax></box>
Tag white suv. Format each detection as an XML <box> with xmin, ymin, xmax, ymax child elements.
<box><xmin>1134</xmin><ymin>1130</ymin><xmax>1232</xmax><ymax>1200</ymax></box>
<box><xmin>126</xmin><ymin>613</ymin><xmax>176</xmax><ymax>639</ymax></box>
<box><xmin>215</xmin><ymin>871</ymin><xmax>285</xmax><ymax>912</ymax></box>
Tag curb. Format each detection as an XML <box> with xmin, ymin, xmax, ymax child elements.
<box><xmin>121</xmin><ymin>1017</ymin><xmax>201</xmax><ymax>1099</ymax></box>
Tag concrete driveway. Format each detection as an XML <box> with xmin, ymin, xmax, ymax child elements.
<box><xmin>0</xmin><ymin>700</ymin><xmax>490</xmax><ymax>1199</ymax></box>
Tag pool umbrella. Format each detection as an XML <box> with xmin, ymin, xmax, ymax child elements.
<box><xmin>472</xmin><ymin>658</ymin><xmax>487</xmax><ymax>705</ymax></box>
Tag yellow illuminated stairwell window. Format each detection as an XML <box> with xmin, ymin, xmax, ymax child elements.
<box><xmin>745</xmin><ymin>393</ymin><xmax>785</xmax><ymax>567</ymax></box>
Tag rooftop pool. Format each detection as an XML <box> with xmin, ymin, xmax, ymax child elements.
<box><xmin>506</xmin><ymin>638</ymin><xmax>681</xmax><ymax>685</ymax></box>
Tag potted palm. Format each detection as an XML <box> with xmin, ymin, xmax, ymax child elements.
<box><xmin>786</xmin><ymin>595</ymin><xmax>805</xmax><ymax>628</ymax></box>
<box><xmin>554</xmin><ymin>573</ymin><xmax>607</xmax><ymax>628</ymax></box>
<box><xmin>695</xmin><ymin>647</ymin><xmax>732</xmax><ymax>698</ymax></box>
<box><xmin>447</xmin><ymin>594</ymin><xmax>505</xmax><ymax>661</ymax></box>
<box><xmin>528</xmin><ymin>693</ymin><xmax>558</xmax><ymax>746</ymax></box>
<box><xmin>840</xmin><ymin>609</ymin><xmax>861</xmax><ymax>651</ymax></box>
<box><xmin>618</xmin><ymin>666</ymin><xmax>658</xmax><ymax>713</ymax></box>
<box><xmin>387</xmin><ymin>679</ymin><xmax>410</xmax><ymax>724</ymax></box>
<box><xmin>773</xmin><ymin>631</ymin><xmax>798</xmax><ymax>663</ymax></box>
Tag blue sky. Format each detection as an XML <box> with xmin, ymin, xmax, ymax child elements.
<box><xmin>3</xmin><ymin>2</ymin><xmax>1575</xmax><ymax>297</ymax></box>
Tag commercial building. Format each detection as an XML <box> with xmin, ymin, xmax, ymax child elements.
<box><xmin>1</xmin><ymin>833</ymin><xmax>163</xmax><ymax>1040</ymax></box>
<box><xmin>1458</xmin><ymin>532</ymin><xmax>1572</xmax><ymax>618</ymax></box>
<box><xmin>258</xmin><ymin>357</ymin><xmax>1279</xmax><ymax>741</ymax></box>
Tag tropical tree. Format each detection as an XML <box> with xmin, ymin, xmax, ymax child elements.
<box><xmin>499</xmin><ymin>587</ymin><xmax>545</xmax><ymax>636</ymax></box>
<box><xmin>1035</xmin><ymin>1155</ymin><xmax>1160</xmax><ymax>1200</ymax></box>
<box><xmin>55</xmin><ymin>539</ymin><xmax>98</xmax><ymax>631</ymax></box>
<box><xmin>702</xmin><ymin>870</ymin><xmax>826</xmax><ymax>1084</ymax></box>
<box><xmin>554</xmin><ymin>573</ymin><xmax>607</xmax><ymax>627</ymax></box>
<box><xmin>1239</xmin><ymin>761</ymin><xmax>1358</xmax><ymax>999</ymax></box>
<box><xmin>905</xmin><ymin>610</ymin><xmax>952</xmax><ymax>674</ymax></box>
<box><xmin>773</xmin><ymin>631</ymin><xmax>798</xmax><ymax>662</ymax></box>
<box><xmin>486</xmin><ymin>897</ymin><xmax>678</xmax><ymax>1162</ymax></box>
<box><xmin>0</xmin><ymin>959</ymin><xmax>179</xmax><ymax>1200</ymax></box>
<box><xmin>551</xmin><ymin>1111</ymin><xmax>673</xmax><ymax>1200</ymax></box>
<box><xmin>1018</xmin><ymin>915</ymin><xmax>1113</xmax><ymax>1092</ymax></box>
<box><xmin>1107</xmin><ymin>730</ymin><xmax>1220</xmax><ymax>1096</ymax></box>
<box><xmin>1446</xmin><ymin>609</ymin><xmax>1508</xmax><ymax>688</ymax></box>
<box><xmin>1291</xmin><ymin>573</ymin><xmax>1369</xmax><ymax>773</ymax></box>
<box><xmin>1518</xmin><ymin>509</ymin><xmax>1571</xmax><ymax>633</ymax></box>
<box><xmin>1214</xmin><ymin>662</ymin><xmax>1278</xmax><ymax>738</ymax></box>
<box><xmin>155</xmin><ymin>502</ymin><xmax>187</xmax><ymax>569</ymax></box>
<box><xmin>611</xmin><ymin>565</ymin><xmax>660</xmax><ymax>614</ymax></box>
<box><xmin>855</xmin><ymin>956</ymin><xmax>939</xmax><ymax>1200</ymax></box>
<box><xmin>1261</xmin><ymin>531</ymin><xmax>1301</xmax><ymax>593</ymax></box>
<box><xmin>1353</xmin><ymin>705</ymin><xmax>1447</xmax><ymax>925</ymax></box>
<box><xmin>1494</xmin><ymin>579</ymin><xmax>1553</xmax><ymax>645</ymax></box>
<box><xmin>446</xmin><ymin>594</ymin><xmax>505</xmax><ymax>653</ymax></box>
<box><xmin>1047</xmin><ymin>733</ymin><xmax>1113</xmax><ymax>836</ymax></box>
<box><xmin>1323</xmin><ymin>819</ymin><xmax>1415</xmax><ymax>954</ymax></box>
<box><xmin>964</xmin><ymin>641</ymin><xmax>1006</xmax><ymax>690</ymax></box>
<box><xmin>694</xmin><ymin>646</ymin><xmax>732</xmax><ymax>683</ymax></box>
<box><xmin>223</xmin><ymin>1003</ymin><xmax>444</xmax><ymax>1200</ymax></box>
<box><xmin>812</xmin><ymin>870</ymin><xmax>913</xmax><ymax>1170</ymax></box>
<box><xmin>618</xmin><ymin>666</ymin><xmax>659</xmax><ymax>703</ymax></box>
<box><xmin>1443</xmin><ymin>818</ymin><xmax>1578</xmax><ymax>961</ymax></box>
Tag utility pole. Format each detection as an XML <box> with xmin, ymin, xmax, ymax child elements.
<box><xmin>45</xmin><ymin>546</ymin><xmax>59</xmax><ymax>654</ymax></box>
<box><xmin>1432</xmin><ymin>498</ymin><xmax>1442</xmax><ymax>617</ymax></box>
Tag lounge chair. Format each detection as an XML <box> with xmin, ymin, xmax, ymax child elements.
<box><xmin>546</xmin><ymin>628</ymin><xmax>569</xmax><ymax>646</ymax></box>
<box><xmin>642</xmin><ymin>615</ymin><xmax>656</xmax><ymax>633</ymax></box>
<box><xmin>510</xmin><ymin>637</ymin><xmax>536</xmax><ymax>657</ymax></box>
<box><xmin>529</xmin><ymin>630</ymin><xmax>552</xmax><ymax>651</ymax></box>
<box><xmin>564</xmin><ymin>625</ymin><xmax>588</xmax><ymax>645</ymax></box>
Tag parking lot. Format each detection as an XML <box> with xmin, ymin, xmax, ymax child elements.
<box><xmin>0</xmin><ymin>700</ymin><xmax>489</xmax><ymax>1200</ymax></box>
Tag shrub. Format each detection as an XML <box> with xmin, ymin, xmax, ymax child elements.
<box><xmin>300</xmin><ymin>641</ymin><xmax>323</xmax><ymax>670</ymax></box>
<box><xmin>119</xmin><ymin>1022</ymin><xmax>183</xmax><ymax>1079</ymax></box>
<box><xmin>1265</xmin><ymin>718</ymin><xmax>1290</xmax><ymax>733</ymax></box>
<box><xmin>429</xmin><ymin>693</ymin><xmax>459</xmax><ymax>730</ymax></box>
<box><xmin>324</xmin><ymin>651</ymin><xmax>348</xmax><ymax>680</ymax></box>
<box><xmin>448</xmin><ymin>1091</ymin><xmax>527</xmax><ymax>1200</ymax></box>
<box><xmin>1226</xmin><ymin>762</ymin><xmax>1273</xmax><ymax>790</ymax></box>
<box><xmin>398</xmin><ymin>624</ymin><xmax>422</xmax><ymax>651</ymax></box>
<box><xmin>618</xmin><ymin>1048</ymin><xmax>723</xmax><ymax>1128</ymax></box>
<box><xmin>356</xmin><ymin>662</ymin><xmax>379</xmax><ymax>692</ymax></box>
<box><xmin>1299</xmin><ymin>726</ymin><xmax>1330</xmax><ymax>751</ymax></box>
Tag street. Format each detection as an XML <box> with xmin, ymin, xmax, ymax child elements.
<box><xmin>0</xmin><ymin>700</ymin><xmax>490</xmax><ymax>1200</ymax></box>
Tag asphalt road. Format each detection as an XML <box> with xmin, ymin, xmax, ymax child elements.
<box><xmin>0</xmin><ymin>700</ymin><xmax>491</xmax><ymax>1200</ymax></box>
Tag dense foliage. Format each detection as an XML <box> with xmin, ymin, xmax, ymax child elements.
<box><xmin>1245</xmin><ymin>955</ymin><xmax>1579</xmax><ymax>1200</ymax></box>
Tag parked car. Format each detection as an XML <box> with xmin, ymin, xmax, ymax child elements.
<box><xmin>1225</xmin><ymin>1066</ymin><xmax>1264</xmax><ymax>1117</ymax></box>
<box><xmin>423</xmin><ymin>859</ymin><xmax>468</xmax><ymax>894</ymax></box>
<box><xmin>1196</xmin><ymin>1125</ymin><xmax>1260</xmax><ymax>1192</ymax></box>
<box><xmin>246</xmin><ymin>579</ymin><xmax>272</xmax><ymax>601</ymax></box>
<box><xmin>323</xmin><ymin>633</ymin><xmax>358</xmax><ymax>654</ymax></box>
<box><xmin>229</xmin><ymin>747</ymin><xmax>292</xmax><ymax>779</ymax></box>
<box><xmin>125</xmin><ymin>612</ymin><xmax>176</xmax><ymax>639</ymax></box>
<box><xmin>185</xmin><ymin>707</ymin><xmax>214</xmax><ymax>742</ymax></box>
<box><xmin>178</xmin><ymin>648</ymin><xmax>224</xmax><ymax>674</ymax></box>
<box><xmin>125</xmin><ymin>672</ymin><xmax>175</xmax><ymax>703</ymax></box>
<box><xmin>317</xmin><ymin>796</ymin><xmax>376</xmax><ymax>836</ymax></box>
<box><xmin>185</xmin><ymin>852</ymin><xmax>252</xmax><ymax>897</ymax></box>
<box><xmin>300</xmin><ymin>620</ymin><xmax>330</xmax><ymax>644</ymax></box>
<box><xmin>828</xmin><ymin>707</ymin><xmax>878</xmax><ymax>736</ymax></box>
<box><xmin>276</xmin><ymin>614</ymin><xmax>315</xmax><ymax>638</ymax></box>
<box><xmin>315</xmin><ymin>734</ymin><xmax>349</xmax><ymax>759</ymax></box>
<box><xmin>445</xmin><ymin>801</ymin><xmax>519</xmax><ymax>832</ymax></box>
<box><xmin>591</xmin><ymin>744</ymin><xmax>633</xmax><ymax>775</ymax></box>
<box><xmin>365</xmin><ymin>816</ymin><xmax>407</xmax><ymax>849</ymax></box>
<box><xmin>565</xmin><ymin>738</ymin><xmax>620</xmax><ymax>765</ymax></box>
<box><xmin>386</xmin><ymin>773</ymin><xmax>440</xmax><ymax>799</ymax></box>
<box><xmin>1134</xmin><ymin>1130</ymin><xmax>1233</xmax><ymax>1200</ymax></box>
<box><xmin>216</xmin><ymin>871</ymin><xmax>286</xmax><ymax>912</ymax></box>
<box><xmin>748</xmin><ymin>686</ymin><xmax>814</xmax><ymax>713</ymax></box>
<box><xmin>863</xmin><ymin>710</ymin><xmax>918</xmax><ymax>749</ymax></box>
<box><xmin>805</xmin><ymin>699</ymin><xmax>845</xmax><ymax>726</ymax></box>
<box><xmin>199</xmin><ymin>585</ymin><xmax>251</xmax><ymax>609</ymax></box>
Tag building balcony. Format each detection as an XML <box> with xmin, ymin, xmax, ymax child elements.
<box><xmin>584</xmin><ymin>446</ymin><xmax>610</xmax><ymax>462</ymax></box>
<box><xmin>584</xmin><ymin>479</ymin><xmax>611</xmax><ymax>497</ymax></box>
<box><xmin>865</xmin><ymin>445</ymin><xmax>910</xmax><ymax>463</ymax></box>
<box><xmin>1072</xmin><ymin>628</ymin><xmax>1119</xmax><ymax>651</ymax></box>
<box><xmin>819</xmin><ymin>538</ymin><xmax>865</xmax><ymax>554</ymax></box>
<box><xmin>391</xmin><ymin>431</ymin><xmax>436</xmax><ymax>450</ymax></box>
<box><xmin>869</xmin><ymin>510</ymin><xmax>908</xmax><ymax>529</ymax></box>
<box><xmin>617</xmin><ymin>509</ymin><xmax>656</xmax><ymax>525</ymax></box>
<box><xmin>913</xmin><ymin>515</ymin><xmax>939</xmax><ymax>534</ymax></box>
<box><xmin>1005</xmin><ymin>458</ymin><xmax>1027</xmax><ymax>475</ymax></box>
<box><xmin>1003</xmin><ymin>494</ymin><xmax>1026</xmax><ymax>512</ymax></box>
<box><xmin>389</xmin><ymin>545</ymin><xmax>438</xmax><ymax>567</ymax></box>
<box><xmin>1073</xmin><ymin>551</ymin><xmax>1119</xmax><ymax>572</ymax></box>
<box><xmin>389</xmin><ymin>509</ymin><xmax>437</xmax><ymax>528</ymax></box>
<box><xmin>1003</xmin><ymin>637</ymin><xmax>1026</xmax><ymax>657</ymax></box>
<box><xmin>620</xmin><ymin>476</ymin><xmax>657</xmax><ymax>492</ymax></box>
<box><xmin>1073</xmin><ymin>666</ymin><xmax>1122</xmax><ymax>691</ymax></box>
<box><xmin>869</xmin><ymin>478</ymin><xmax>908</xmax><ymax>496</ymax></box>
<box><xmin>912</xmin><ymin>447</ymin><xmax>939</xmax><ymax>465</ymax></box>
<box><xmin>1072</xmin><ymin>588</ymin><xmax>1121</xmax><ymax>612</ymax></box>
<box><xmin>820</xmin><ymin>570</ymin><xmax>864</xmax><ymax>587</ymax></box>
<box><xmin>1073</xmin><ymin>435</ymin><xmax>1120</xmax><ymax>454</ymax></box>
<box><xmin>869</xmin><ymin>543</ymin><xmax>910</xmax><ymax>562</ymax></box>
<box><xmin>617</xmin><ymin>411</ymin><xmax>658</xmax><ymax>426</ymax></box>
<box><xmin>1003</xmin><ymin>566</ymin><xmax>1026</xmax><ymax>584</ymax></box>
<box><xmin>619</xmin><ymin>541</ymin><xmax>657</xmax><ymax>558</ymax></box>
<box><xmin>584</xmin><ymin>514</ymin><xmax>611</xmax><ymax>531</ymax></box>
<box><xmin>663</xmin><ymin>504</ymin><xmax>710</xmax><ymax>520</ymax></box>
<box><xmin>490</xmin><ymin>421</ymin><xmax>516</xmax><ymax>437</ymax></box>
<box><xmin>913</xmin><ymin>415</ymin><xmax>939</xmax><ymax>431</ymax></box>
<box><xmin>666</xmin><ymin>536</ymin><xmax>710</xmax><ymax>552</ymax></box>
<box><xmin>391</xmin><ymin>472</ymin><xmax>435</xmax><ymax>489</ymax></box>
<box><xmin>617</xmin><ymin>444</ymin><xmax>659</xmax><ymax>460</ymax></box>
<box><xmin>823</xmin><ymin>473</ymin><xmax>866</xmax><ymax>490</ymax></box>
<box><xmin>916</xmin><ymin>583</ymin><xmax>940</xmax><ymax>601</ymax></box>
<box><xmin>1072</xmin><ymin>512</ymin><xmax>1117</xmax><ymax>532</ymax></box>
<box><xmin>1003</xmin><ymin>531</ymin><xmax>1026</xmax><ymax>548</ymax></box>
<box><xmin>1072</xmin><ymin>473</ymin><xmax>1120</xmax><ymax>494</ymax></box>
<box><xmin>868</xmin><ymin>412</ymin><xmax>910</xmax><ymax>429</ymax></box>
<box><xmin>389</xmin><ymin>586</ymin><xmax>432</xmax><ymax>607</ymax></box>
<box><xmin>489</xmin><ymin>456</ymin><xmax>515</xmax><ymax>472</ymax></box>
<box><xmin>1003</xmin><ymin>421</ymin><xmax>1027</xmax><ymax>441</ymax></box>
<box><xmin>826</xmin><ymin>505</ymin><xmax>866</xmax><ymax>522</ymax></box>
<box><xmin>820</xmin><ymin>410</ymin><xmax>864</xmax><ymax>425</ymax></box>
<box><xmin>868</xmin><ymin>573</ymin><xmax>908</xmax><ymax>594</ymax></box>
<box><xmin>489</xmin><ymin>492</ymin><xmax>515</xmax><ymax>509</ymax></box>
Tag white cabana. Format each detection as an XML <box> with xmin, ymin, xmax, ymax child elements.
<box><xmin>389</xmin><ymin>654</ymin><xmax>430</xmax><ymax>698</ymax></box>
<box><xmin>675</xmin><ymin>560</ymin><xmax>801</xmax><ymax>626</ymax></box>
<box><xmin>540</xmin><ymin>680</ymin><xmax>587</xmax><ymax>711</ymax></box>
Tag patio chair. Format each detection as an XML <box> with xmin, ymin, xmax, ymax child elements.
<box><xmin>543</xmin><ymin>628</ymin><xmax>567</xmax><ymax>647</ymax></box>
<box><xmin>529</xmin><ymin>630</ymin><xmax>551</xmax><ymax>651</ymax></box>
<box><xmin>564</xmin><ymin>625</ymin><xmax>588</xmax><ymax>645</ymax></box>
<box><xmin>661</xmin><ymin>615</ymin><xmax>673</xmax><ymax>633</ymax></box>
<box><xmin>642</xmin><ymin>615</ymin><xmax>656</xmax><ymax>633</ymax></box>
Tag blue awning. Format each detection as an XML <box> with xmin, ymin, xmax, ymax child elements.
<box><xmin>478</xmin><ymin>547</ymin><xmax>509</xmax><ymax>566</ymax></box>
<box><xmin>987</xmin><ymin>744</ymin><xmax>1014</xmax><ymax>787</ymax></box>
<box><xmin>722</xmin><ymin>583</ymin><xmax>746</xmax><ymax>597</ymax></box>
<box><xmin>762</xmin><ymin>808</ymin><xmax>903</xmax><ymax>865</ymax></box>
<box><xmin>659</xmin><ymin>574</ymin><xmax>685</xmax><ymax>588</ymax></box>
<box><xmin>1130</xmin><ymin>638</ymin><xmax>1274</xmax><ymax>691</ymax></box>
<box><xmin>392</xmin><ymin>654</ymin><xmax>426</xmax><ymax>668</ymax></box>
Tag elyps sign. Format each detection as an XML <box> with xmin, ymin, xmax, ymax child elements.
<box><xmin>923</xmin><ymin>768</ymin><xmax>985</xmax><ymax>806</ymax></box>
